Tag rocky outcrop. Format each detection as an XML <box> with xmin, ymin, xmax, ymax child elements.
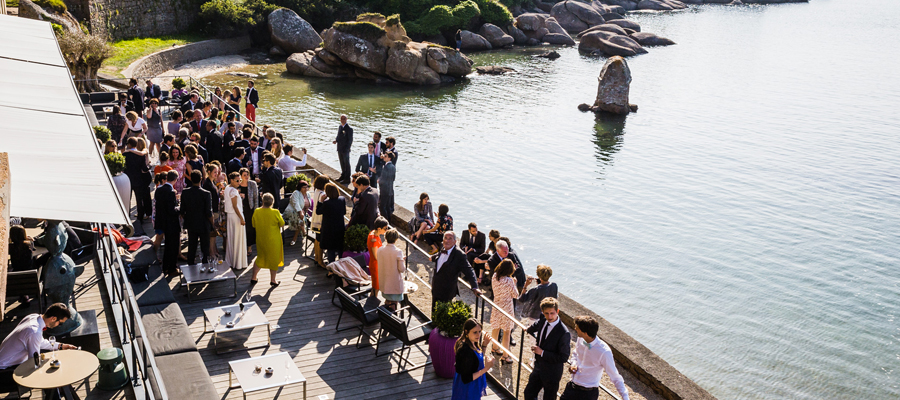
<box><xmin>602</xmin><ymin>0</ymin><xmax>688</xmax><ymax>11</ymax></box>
<box><xmin>578</xmin><ymin>23</ymin><xmax>630</xmax><ymax>38</ymax></box>
<box><xmin>591</xmin><ymin>0</ymin><xmax>627</xmax><ymax>15</ymax></box>
<box><xmin>535</xmin><ymin>50</ymin><xmax>561</xmax><ymax>59</ymax></box>
<box><xmin>550</xmin><ymin>0</ymin><xmax>606</xmax><ymax>33</ymax></box>
<box><xmin>507</xmin><ymin>24</ymin><xmax>528</xmax><ymax>45</ymax></box>
<box><xmin>18</xmin><ymin>0</ymin><xmax>82</xmax><ymax>36</ymax></box>
<box><xmin>579</xmin><ymin>30</ymin><xmax>647</xmax><ymax>57</ymax></box>
<box><xmin>286</xmin><ymin>20</ymin><xmax>473</xmax><ymax>85</ymax></box>
<box><xmin>605</xmin><ymin>19</ymin><xmax>641</xmax><ymax>32</ymax></box>
<box><xmin>630</xmin><ymin>32</ymin><xmax>676</xmax><ymax>46</ymax></box>
<box><xmin>460</xmin><ymin>30</ymin><xmax>493</xmax><ymax>50</ymax></box>
<box><xmin>589</xmin><ymin>56</ymin><xmax>636</xmax><ymax>114</ymax></box>
<box><xmin>479</xmin><ymin>24</ymin><xmax>514</xmax><ymax>48</ymax></box>
<box><xmin>269</xmin><ymin>45</ymin><xmax>286</xmax><ymax>57</ymax></box>
<box><xmin>476</xmin><ymin>66</ymin><xmax>516</xmax><ymax>75</ymax></box>
<box><xmin>543</xmin><ymin>33</ymin><xmax>576</xmax><ymax>45</ymax></box>
<box><xmin>268</xmin><ymin>8</ymin><xmax>323</xmax><ymax>54</ymax></box>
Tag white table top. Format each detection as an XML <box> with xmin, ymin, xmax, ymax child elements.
<box><xmin>181</xmin><ymin>262</ymin><xmax>236</xmax><ymax>285</ymax></box>
<box><xmin>229</xmin><ymin>352</ymin><xmax>305</xmax><ymax>393</ymax></box>
<box><xmin>14</xmin><ymin>350</ymin><xmax>99</xmax><ymax>389</ymax></box>
<box><xmin>204</xmin><ymin>302</ymin><xmax>269</xmax><ymax>333</ymax></box>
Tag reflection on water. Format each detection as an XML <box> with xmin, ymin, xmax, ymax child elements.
<box><xmin>201</xmin><ymin>1</ymin><xmax>900</xmax><ymax>398</ymax></box>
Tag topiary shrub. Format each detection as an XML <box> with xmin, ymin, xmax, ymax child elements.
<box><xmin>93</xmin><ymin>126</ymin><xmax>111</xmax><ymax>143</ymax></box>
<box><xmin>473</xmin><ymin>0</ymin><xmax>512</xmax><ymax>26</ymax></box>
<box><xmin>343</xmin><ymin>224</ymin><xmax>370</xmax><ymax>253</ymax></box>
<box><xmin>104</xmin><ymin>152</ymin><xmax>126</xmax><ymax>176</ymax></box>
<box><xmin>171</xmin><ymin>77</ymin><xmax>187</xmax><ymax>89</ymax></box>
<box><xmin>333</xmin><ymin>21</ymin><xmax>386</xmax><ymax>43</ymax></box>
<box><xmin>433</xmin><ymin>300</ymin><xmax>472</xmax><ymax>337</ymax></box>
<box><xmin>284</xmin><ymin>173</ymin><xmax>310</xmax><ymax>194</ymax></box>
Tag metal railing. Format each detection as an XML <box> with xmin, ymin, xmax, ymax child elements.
<box><xmin>94</xmin><ymin>223</ymin><xmax>169</xmax><ymax>400</ymax></box>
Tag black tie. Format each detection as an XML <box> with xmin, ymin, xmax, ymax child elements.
<box><xmin>538</xmin><ymin>322</ymin><xmax>549</xmax><ymax>347</ymax></box>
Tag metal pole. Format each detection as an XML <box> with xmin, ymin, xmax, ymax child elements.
<box><xmin>516</xmin><ymin>329</ymin><xmax>524</xmax><ymax>396</ymax></box>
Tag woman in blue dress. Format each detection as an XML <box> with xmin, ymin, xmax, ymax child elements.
<box><xmin>452</xmin><ymin>319</ymin><xmax>495</xmax><ymax>400</ymax></box>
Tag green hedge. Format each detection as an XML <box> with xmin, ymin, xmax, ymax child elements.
<box><xmin>198</xmin><ymin>0</ymin><xmax>277</xmax><ymax>36</ymax></box>
<box><xmin>473</xmin><ymin>0</ymin><xmax>512</xmax><ymax>26</ymax></box>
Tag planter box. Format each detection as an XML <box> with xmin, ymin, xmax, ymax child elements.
<box><xmin>429</xmin><ymin>329</ymin><xmax>458</xmax><ymax>378</ymax></box>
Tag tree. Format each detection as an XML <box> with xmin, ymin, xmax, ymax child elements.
<box><xmin>57</xmin><ymin>32</ymin><xmax>114</xmax><ymax>92</ymax></box>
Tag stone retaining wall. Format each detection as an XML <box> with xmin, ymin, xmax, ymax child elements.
<box><xmin>123</xmin><ymin>36</ymin><xmax>252</xmax><ymax>79</ymax></box>
<box><xmin>66</xmin><ymin>0</ymin><xmax>205</xmax><ymax>40</ymax></box>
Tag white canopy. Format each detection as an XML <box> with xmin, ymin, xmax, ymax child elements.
<box><xmin>0</xmin><ymin>15</ymin><xmax>129</xmax><ymax>225</ymax></box>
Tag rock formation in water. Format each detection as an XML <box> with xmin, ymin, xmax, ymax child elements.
<box><xmin>268</xmin><ymin>8</ymin><xmax>323</xmax><ymax>54</ymax></box>
<box><xmin>579</xmin><ymin>56</ymin><xmax>637</xmax><ymax>115</ymax></box>
<box><xmin>476</xmin><ymin>66</ymin><xmax>516</xmax><ymax>74</ymax></box>
<box><xmin>285</xmin><ymin>16</ymin><xmax>474</xmax><ymax>85</ymax></box>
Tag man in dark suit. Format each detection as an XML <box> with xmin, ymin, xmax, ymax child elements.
<box><xmin>429</xmin><ymin>231</ymin><xmax>481</xmax><ymax>314</ymax></box>
<box><xmin>354</xmin><ymin>142</ymin><xmax>382</xmax><ymax>189</ymax></box>
<box><xmin>116</xmin><ymin>93</ymin><xmax>133</xmax><ymax>114</ymax></box>
<box><xmin>189</xmin><ymin>110</ymin><xmax>205</xmax><ymax>135</ymax></box>
<box><xmin>243</xmin><ymin>136</ymin><xmax>265</xmax><ymax>178</ymax></box>
<box><xmin>333</xmin><ymin>114</ymin><xmax>353</xmax><ymax>183</ymax></box>
<box><xmin>460</xmin><ymin>222</ymin><xmax>487</xmax><ymax>267</ymax></box>
<box><xmin>479</xmin><ymin>238</ymin><xmax>526</xmax><ymax>290</ymax></box>
<box><xmin>246</xmin><ymin>80</ymin><xmax>259</xmax><ymax>122</ymax></box>
<box><xmin>221</xmin><ymin>122</ymin><xmax>237</xmax><ymax>162</ymax></box>
<box><xmin>372</xmin><ymin>131</ymin><xmax>387</xmax><ymax>158</ymax></box>
<box><xmin>155</xmin><ymin>171</ymin><xmax>181</xmax><ymax>275</ymax></box>
<box><xmin>257</xmin><ymin>153</ymin><xmax>283</xmax><ymax>206</ymax></box>
<box><xmin>385</xmin><ymin>136</ymin><xmax>398</xmax><ymax>165</ymax></box>
<box><xmin>347</xmin><ymin>176</ymin><xmax>378</xmax><ymax>230</ymax></box>
<box><xmin>180</xmin><ymin>171</ymin><xmax>213</xmax><ymax>265</ymax></box>
<box><xmin>189</xmin><ymin>133</ymin><xmax>209</xmax><ymax>165</ymax></box>
<box><xmin>180</xmin><ymin>93</ymin><xmax>199</xmax><ymax>114</ymax></box>
<box><xmin>378</xmin><ymin>151</ymin><xmax>395</xmax><ymax>219</ymax></box>
<box><xmin>123</xmin><ymin>137</ymin><xmax>152</xmax><ymax>221</ymax></box>
<box><xmin>204</xmin><ymin>120</ymin><xmax>224</xmax><ymax>163</ymax></box>
<box><xmin>144</xmin><ymin>79</ymin><xmax>161</xmax><ymax>102</ymax></box>
<box><xmin>160</xmin><ymin>134</ymin><xmax>175</xmax><ymax>157</ymax></box>
<box><xmin>226</xmin><ymin>148</ymin><xmax>244</xmax><ymax>177</ymax></box>
<box><xmin>524</xmin><ymin>297</ymin><xmax>571</xmax><ymax>400</ymax></box>
<box><xmin>127</xmin><ymin>78</ymin><xmax>145</xmax><ymax>114</ymax></box>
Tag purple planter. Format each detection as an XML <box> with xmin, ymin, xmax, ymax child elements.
<box><xmin>341</xmin><ymin>251</ymin><xmax>369</xmax><ymax>266</ymax></box>
<box><xmin>429</xmin><ymin>329</ymin><xmax>458</xmax><ymax>378</ymax></box>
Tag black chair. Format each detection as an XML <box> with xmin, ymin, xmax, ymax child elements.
<box><xmin>328</xmin><ymin>254</ymin><xmax>371</xmax><ymax>306</ymax></box>
<box><xmin>0</xmin><ymin>367</ymin><xmax>29</xmax><ymax>399</ymax></box>
<box><xmin>6</xmin><ymin>267</ymin><xmax>43</xmax><ymax>310</ymax></box>
<box><xmin>88</xmin><ymin>92</ymin><xmax>117</xmax><ymax>106</ymax></box>
<box><xmin>374</xmin><ymin>306</ymin><xmax>433</xmax><ymax>373</ymax></box>
<box><xmin>79</xmin><ymin>93</ymin><xmax>91</xmax><ymax>104</ymax></box>
<box><xmin>334</xmin><ymin>287</ymin><xmax>381</xmax><ymax>349</ymax></box>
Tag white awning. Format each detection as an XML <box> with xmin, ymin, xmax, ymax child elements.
<box><xmin>0</xmin><ymin>15</ymin><xmax>129</xmax><ymax>225</ymax></box>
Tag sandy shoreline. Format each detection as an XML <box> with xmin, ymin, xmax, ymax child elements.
<box><xmin>156</xmin><ymin>55</ymin><xmax>250</xmax><ymax>90</ymax></box>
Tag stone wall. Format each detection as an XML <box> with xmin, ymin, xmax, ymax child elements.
<box><xmin>67</xmin><ymin>0</ymin><xmax>205</xmax><ymax>40</ymax></box>
<box><xmin>123</xmin><ymin>36</ymin><xmax>252</xmax><ymax>79</ymax></box>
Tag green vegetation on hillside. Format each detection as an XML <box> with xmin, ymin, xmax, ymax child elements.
<box><xmin>104</xmin><ymin>34</ymin><xmax>207</xmax><ymax>68</ymax></box>
<box><xmin>198</xmin><ymin>0</ymin><xmax>278</xmax><ymax>36</ymax></box>
<box><xmin>34</xmin><ymin>0</ymin><xmax>66</xmax><ymax>12</ymax></box>
<box><xmin>6</xmin><ymin>0</ymin><xmax>19</xmax><ymax>8</ymax></box>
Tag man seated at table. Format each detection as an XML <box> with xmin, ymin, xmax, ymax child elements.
<box><xmin>0</xmin><ymin>303</ymin><xmax>77</xmax><ymax>371</ymax></box>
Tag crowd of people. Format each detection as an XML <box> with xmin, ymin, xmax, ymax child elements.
<box><xmin>4</xmin><ymin>78</ymin><xmax>631</xmax><ymax>400</ymax></box>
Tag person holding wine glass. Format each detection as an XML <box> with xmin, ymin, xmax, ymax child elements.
<box><xmin>451</xmin><ymin>319</ymin><xmax>494</xmax><ymax>400</ymax></box>
<box><xmin>0</xmin><ymin>304</ymin><xmax>76</xmax><ymax>370</ymax></box>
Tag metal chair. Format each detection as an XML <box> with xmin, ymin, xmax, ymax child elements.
<box><xmin>374</xmin><ymin>306</ymin><xmax>433</xmax><ymax>373</ymax></box>
<box><xmin>6</xmin><ymin>267</ymin><xmax>43</xmax><ymax>310</ymax></box>
<box><xmin>334</xmin><ymin>287</ymin><xmax>381</xmax><ymax>349</ymax></box>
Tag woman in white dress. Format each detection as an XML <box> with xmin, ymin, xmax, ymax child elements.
<box><xmin>223</xmin><ymin>171</ymin><xmax>248</xmax><ymax>270</ymax></box>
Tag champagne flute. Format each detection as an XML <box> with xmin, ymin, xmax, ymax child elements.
<box><xmin>48</xmin><ymin>336</ymin><xmax>57</xmax><ymax>360</ymax></box>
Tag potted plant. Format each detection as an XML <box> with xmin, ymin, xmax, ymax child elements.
<box><xmin>429</xmin><ymin>300</ymin><xmax>472</xmax><ymax>378</ymax></box>
<box><xmin>93</xmin><ymin>125</ymin><xmax>111</xmax><ymax>143</ymax></box>
<box><xmin>342</xmin><ymin>224</ymin><xmax>370</xmax><ymax>259</ymax></box>
<box><xmin>284</xmin><ymin>173</ymin><xmax>310</xmax><ymax>194</ymax></box>
<box><xmin>104</xmin><ymin>152</ymin><xmax>130</xmax><ymax>212</ymax></box>
<box><xmin>171</xmin><ymin>77</ymin><xmax>188</xmax><ymax>98</ymax></box>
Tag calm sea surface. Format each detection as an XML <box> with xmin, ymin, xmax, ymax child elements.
<box><xmin>204</xmin><ymin>0</ymin><xmax>900</xmax><ymax>397</ymax></box>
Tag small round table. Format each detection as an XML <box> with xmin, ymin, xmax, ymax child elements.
<box><xmin>404</xmin><ymin>280</ymin><xmax>419</xmax><ymax>294</ymax></box>
<box><xmin>14</xmin><ymin>350</ymin><xmax>100</xmax><ymax>399</ymax></box>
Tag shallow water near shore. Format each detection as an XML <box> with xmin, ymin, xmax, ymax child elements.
<box><xmin>203</xmin><ymin>0</ymin><xmax>900</xmax><ymax>398</ymax></box>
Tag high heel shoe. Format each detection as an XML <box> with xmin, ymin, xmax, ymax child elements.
<box><xmin>270</xmin><ymin>281</ymin><xmax>281</xmax><ymax>287</ymax></box>
<box><xmin>250</xmin><ymin>279</ymin><xmax>258</xmax><ymax>285</ymax></box>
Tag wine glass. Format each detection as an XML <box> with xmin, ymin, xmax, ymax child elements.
<box><xmin>48</xmin><ymin>336</ymin><xmax>57</xmax><ymax>360</ymax></box>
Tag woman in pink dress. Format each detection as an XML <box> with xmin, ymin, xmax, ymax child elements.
<box><xmin>167</xmin><ymin>145</ymin><xmax>187</xmax><ymax>194</ymax></box>
<box><xmin>489</xmin><ymin>259</ymin><xmax>518</xmax><ymax>363</ymax></box>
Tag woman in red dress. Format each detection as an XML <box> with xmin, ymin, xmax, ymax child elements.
<box><xmin>367</xmin><ymin>217</ymin><xmax>390</xmax><ymax>297</ymax></box>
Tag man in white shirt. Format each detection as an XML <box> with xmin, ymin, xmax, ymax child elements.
<box><xmin>0</xmin><ymin>304</ymin><xmax>77</xmax><ymax>370</ymax></box>
<box><xmin>561</xmin><ymin>316</ymin><xmax>629</xmax><ymax>400</ymax></box>
<box><xmin>278</xmin><ymin>144</ymin><xmax>308</xmax><ymax>178</ymax></box>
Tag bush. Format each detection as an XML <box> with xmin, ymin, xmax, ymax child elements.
<box><xmin>269</xmin><ymin>0</ymin><xmax>366</xmax><ymax>31</ymax></box>
<box><xmin>6</xmin><ymin>0</ymin><xmax>19</xmax><ymax>8</ymax></box>
<box><xmin>171</xmin><ymin>77</ymin><xmax>187</xmax><ymax>89</ymax></box>
<box><xmin>284</xmin><ymin>173</ymin><xmax>310</xmax><ymax>194</ymax></box>
<box><xmin>93</xmin><ymin>126</ymin><xmax>111</xmax><ymax>143</ymax></box>
<box><xmin>104</xmin><ymin>152</ymin><xmax>126</xmax><ymax>176</ymax></box>
<box><xmin>452</xmin><ymin>0</ymin><xmax>481</xmax><ymax>27</ymax></box>
<box><xmin>405</xmin><ymin>5</ymin><xmax>454</xmax><ymax>37</ymax></box>
<box><xmin>343</xmin><ymin>224</ymin><xmax>370</xmax><ymax>253</ymax></box>
<box><xmin>333</xmin><ymin>21</ymin><xmax>386</xmax><ymax>43</ymax></box>
<box><xmin>433</xmin><ymin>300</ymin><xmax>472</xmax><ymax>337</ymax></box>
<box><xmin>50</xmin><ymin>23</ymin><xmax>64</xmax><ymax>37</ymax></box>
<box><xmin>34</xmin><ymin>0</ymin><xmax>66</xmax><ymax>13</ymax></box>
<box><xmin>473</xmin><ymin>0</ymin><xmax>512</xmax><ymax>26</ymax></box>
<box><xmin>198</xmin><ymin>0</ymin><xmax>277</xmax><ymax>36</ymax></box>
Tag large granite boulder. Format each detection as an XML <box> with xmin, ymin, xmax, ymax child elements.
<box><xmin>591</xmin><ymin>0</ymin><xmax>627</xmax><ymax>14</ymax></box>
<box><xmin>593</xmin><ymin>56</ymin><xmax>635</xmax><ymax>114</ymax></box>
<box><xmin>385</xmin><ymin>42</ymin><xmax>441</xmax><ymax>85</ymax></box>
<box><xmin>578</xmin><ymin>23</ymin><xmax>629</xmax><ymax>38</ymax></box>
<box><xmin>579</xmin><ymin>30</ymin><xmax>647</xmax><ymax>56</ymax></box>
<box><xmin>322</xmin><ymin>26</ymin><xmax>389</xmax><ymax>75</ymax></box>
<box><xmin>543</xmin><ymin>33</ymin><xmax>576</xmax><ymax>45</ymax></box>
<box><xmin>630</xmin><ymin>32</ymin><xmax>676</xmax><ymax>46</ymax></box>
<box><xmin>545</xmin><ymin>17</ymin><xmax>568</xmax><ymax>35</ymax></box>
<box><xmin>550</xmin><ymin>0</ymin><xmax>606</xmax><ymax>32</ymax></box>
<box><xmin>601</xmin><ymin>0</ymin><xmax>639</xmax><ymax>11</ymax></box>
<box><xmin>507</xmin><ymin>24</ymin><xmax>529</xmax><ymax>45</ymax></box>
<box><xmin>286</xmin><ymin>52</ymin><xmax>341</xmax><ymax>78</ymax></box>
<box><xmin>637</xmin><ymin>0</ymin><xmax>688</xmax><ymax>10</ymax></box>
<box><xmin>515</xmin><ymin>13</ymin><xmax>549</xmax><ymax>31</ymax></box>
<box><xmin>479</xmin><ymin>24</ymin><xmax>515</xmax><ymax>48</ymax></box>
<box><xmin>605</xmin><ymin>19</ymin><xmax>641</xmax><ymax>32</ymax></box>
<box><xmin>460</xmin><ymin>30</ymin><xmax>493</xmax><ymax>50</ymax></box>
<box><xmin>269</xmin><ymin>8</ymin><xmax>323</xmax><ymax>54</ymax></box>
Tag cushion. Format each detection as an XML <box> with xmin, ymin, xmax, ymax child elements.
<box><xmin>150</xmin><ymin>351</ymin><xmax>218</xmax><ymax>400</ymax></box>
<box><xmin>132</xmin><ymin>265</ymin><xmax>176</xmax><ymax>307</ymax></box>
<box><xmin>138</xmin><ymin>302</ymin><xmax>196</xmax><ymax>356</ymax></box>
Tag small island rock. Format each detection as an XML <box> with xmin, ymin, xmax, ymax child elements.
<box><xmin>593</xmin><ymin>56</ymin><xmax>635</xmax><ymax>114</ymax></box>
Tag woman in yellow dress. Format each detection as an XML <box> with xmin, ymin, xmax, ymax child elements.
<box><xmin>367</xmin><ymin>217</ymin><xmax>390</xmax><ymax>297</ymax></box>
<box><xmin>251</xmin><ymin>193</ymin><xmax>285</xmax><ymax>287</ymax></box>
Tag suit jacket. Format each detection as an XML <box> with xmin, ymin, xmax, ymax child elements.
<box><xmin>189</xmin><ymin>119</ymin><xmax>205</xmax><ymax>134</ymax></box>
<box><xmin>259</xmin><ymin>166</ymin><xmax>284</xmax><ymax>204</ymax></box>
<box><xmin>128</xmin><ymin>86</ymin><xmax>145</xmax><ymax>112</ymax></box>
<box><xmin>355</xmin><ymin>153</ymin><xmax>383</xmax><ymax>177</ymax></box>
<box><xmin>385</xmin><ymin>146</ymin><xmax>398</xmax><ymax>164</ymax></box>
<box><xmin>460</xmin><ymin>230</ymin><xmax>486</xmax><ymax>256</ymax></box>
<box><xmin>154</xmin><ymin>184</ymin><xmax>180</xmax><ymax>233</ymax></box>
<box><xmin>378</xmin><ymin>162</ymin><xmax>395</xmax><ymax>197</ymax></box>
<box><xmin>335</xmin><ymin>123</ymin><xmax>353</xmax><ymax>153</ymax></box>
<box><xmin>487</xmin><ymin>250</ymin><xmax>527</xmax><ymax>291</ymax></box>
<box><xmin>123</xmin><ymin>151</ymin><xmax>151</xmax><ymax>185</ymax></box>
<box><xmin>226</xmin><ymin>158</ymin><xmax>243</xmax><ymax>177</ymax></box>
<box><xmin>205</xmin><ymin>131</ymin><xmax>224</xmax><ymax>163</ymax></box>
<box><xmin>145</xmin><ymin>84</ymin><xmax>161</xmax><ymax>101</ymax></box>
<box><xmin>348</xmin><ymin>186</ymin><xmax>378</xmax><ymax>229</ymax></box>
<box><xmin>246</xmin><ymin>87</ymin><xmax>259</xmax><ymax>107</ymax></box>
<box><xmin>430</xmin><ymin>246</ymin><xmax>479</xmax><ymax>303</ymax></box>
<box><xmin>243</xmin><ymin>146</ymin><xmax>265</xmax><ymax>175</ymax></box>
<box><xmin>180</xmin><ymin>186</ymin><xmax>212</xmax><ymax>232</ymax></box>
<box><xmin>526</xmin><ymin>315</ymin><xmax>571</xmax><ymax>380</ymax></box>
<box><xmin>180</xmin><ymin>99</ymin><xmax>197</xmax><ymax>113</ymax></box>
<box><xmin>195</xmin><ymin>144</ymin><xmax>209</xmax><ymax>165</ymax></box>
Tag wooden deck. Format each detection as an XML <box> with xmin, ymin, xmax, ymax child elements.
<box><xmin>1</xmin><ymin>255</ymin><xmax>134</xmax><ymax>400</ymax></box>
